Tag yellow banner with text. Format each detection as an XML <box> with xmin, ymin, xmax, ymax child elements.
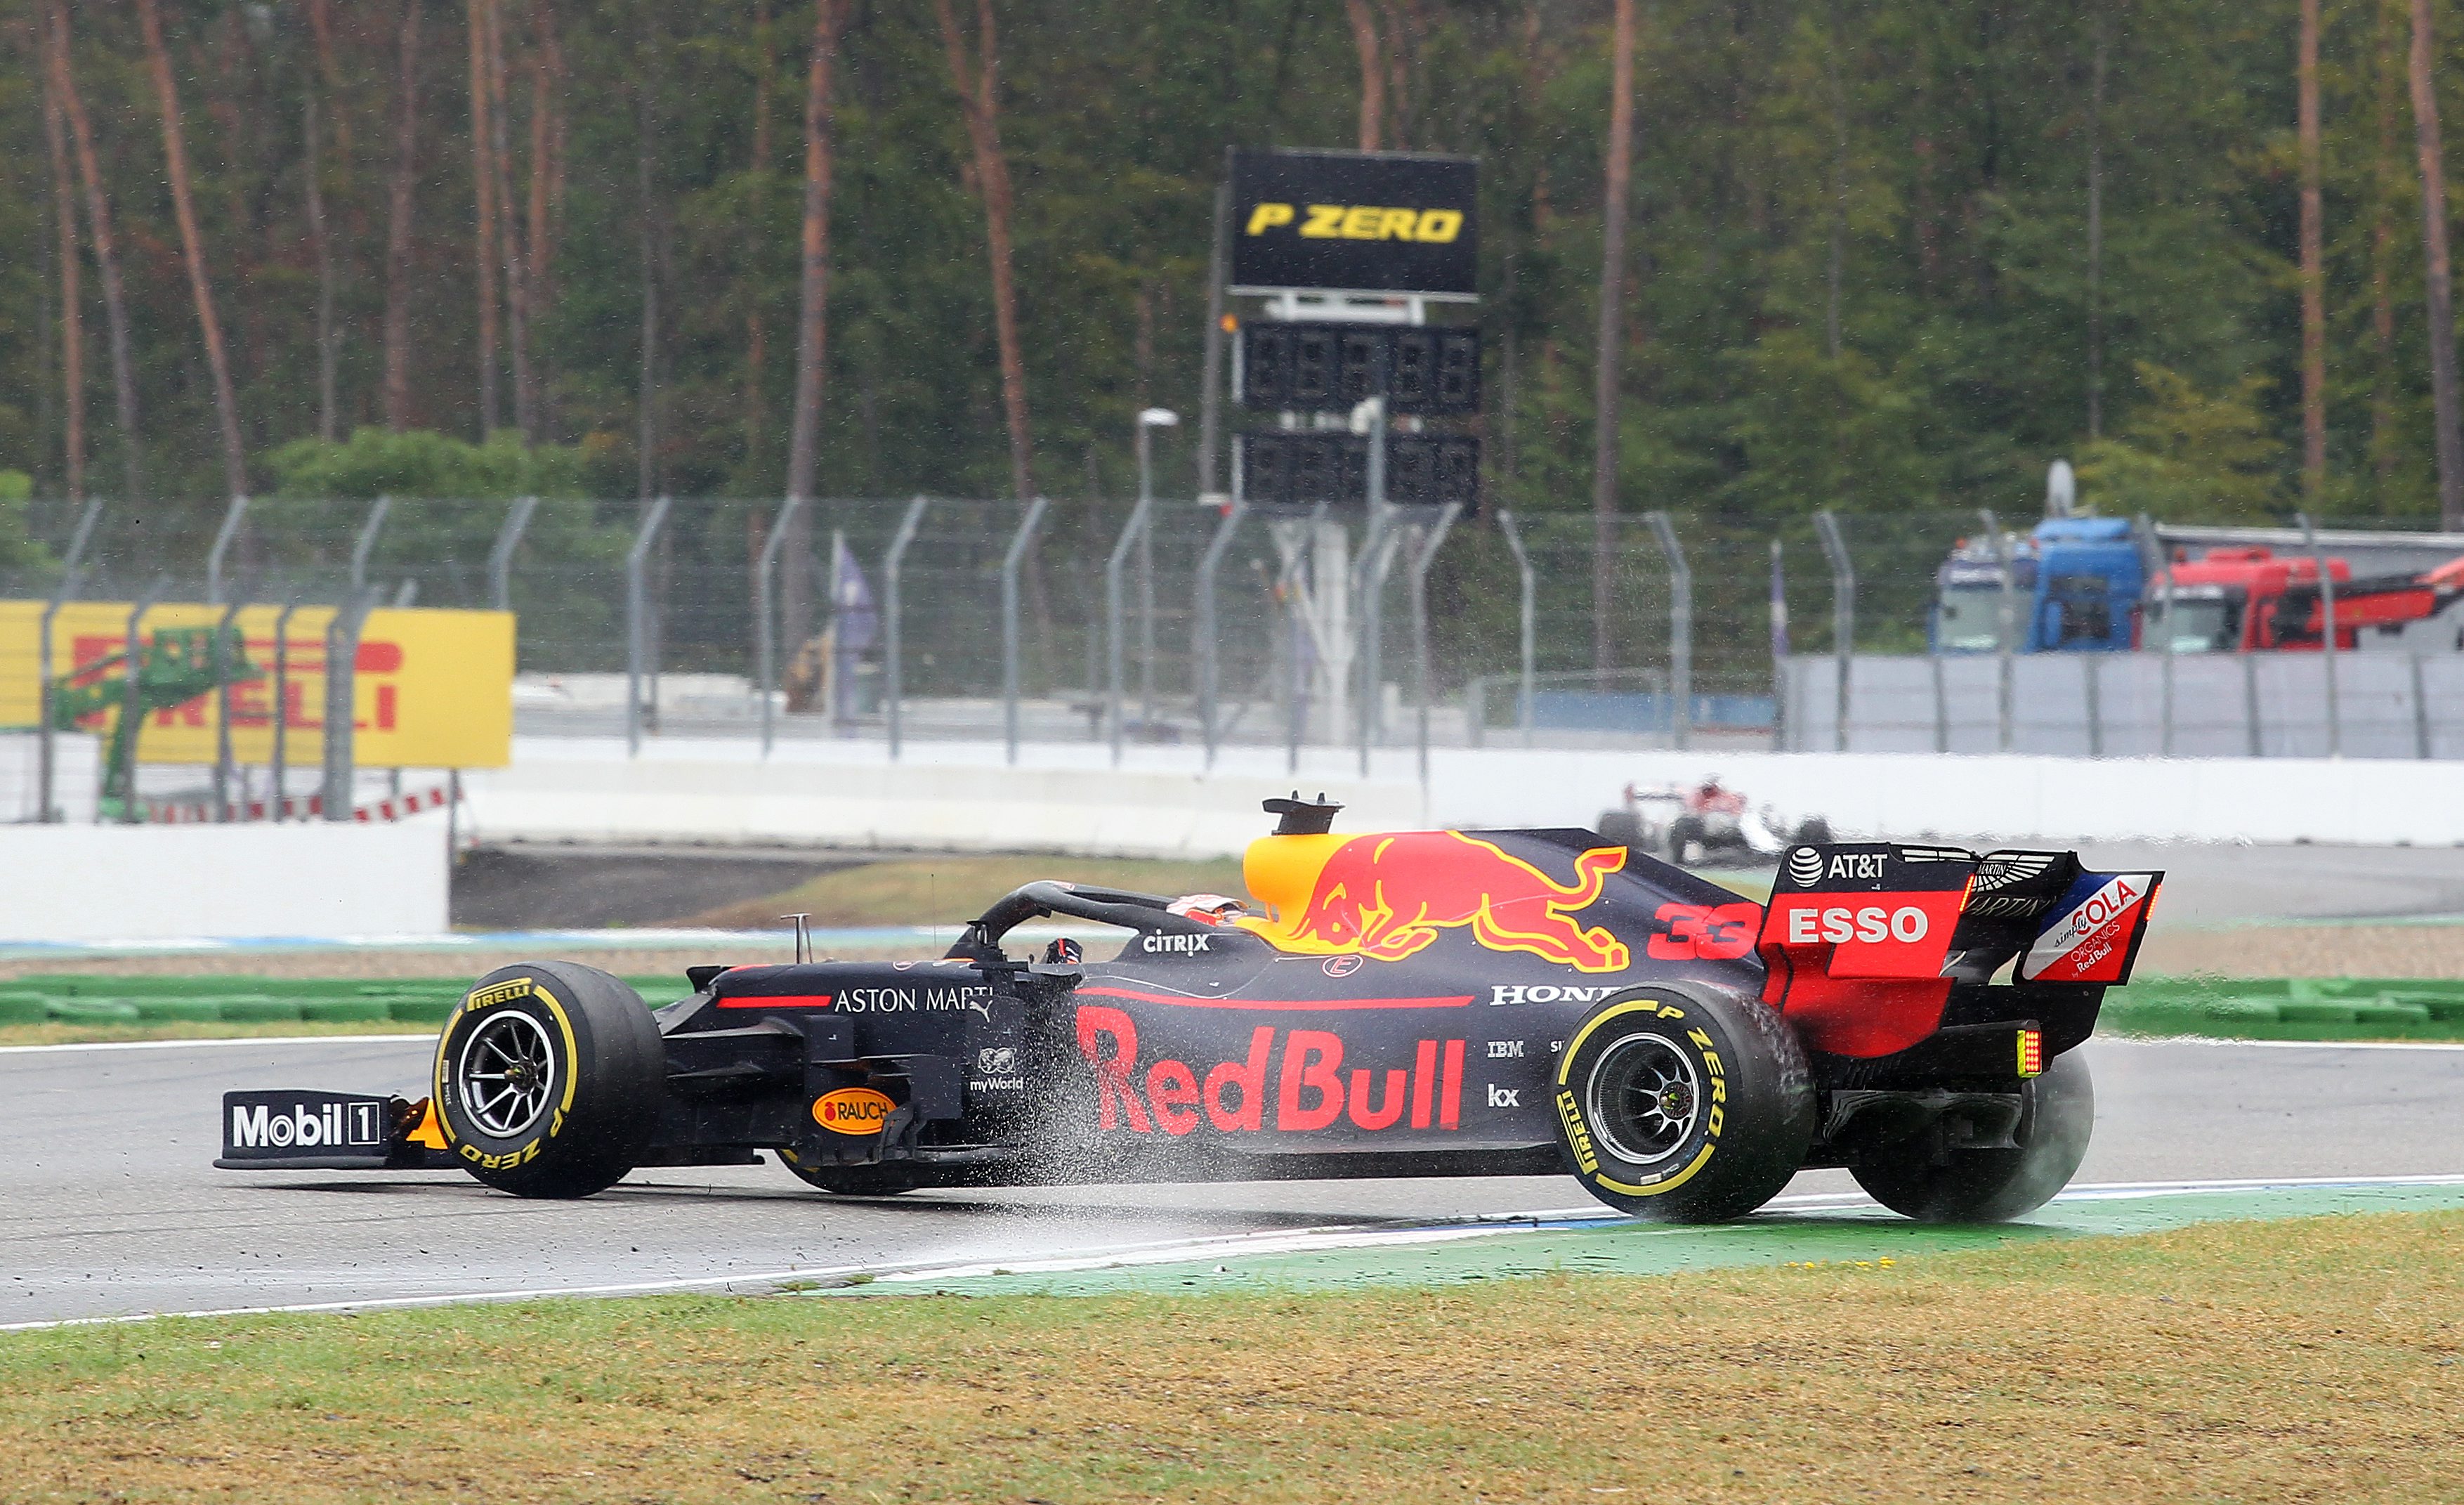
<box><xmin>0</xmin><ymin>601</ymin><xmax>514</xmax><ymax>769</ymax></box>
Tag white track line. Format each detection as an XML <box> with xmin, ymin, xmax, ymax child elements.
<box><xmin>0</xmin><ymin>1034</ymin><xmax>433</xmax><ymax>1057</ymax></box>
<box><xmin>8</xmin><ymin>1173</ymin><xmax>2463</xmax><ymax>1335</ymax></box>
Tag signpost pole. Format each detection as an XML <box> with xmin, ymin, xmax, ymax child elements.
<box><xmin>1408</xmin><ymin>502</ymin><xmax>1461</xmax><ymax>791</ymax></box>
<box><xmin>1195</xmin><ymin>168</ymin><xmax>1231</xmax><ymax>502</ymax></box>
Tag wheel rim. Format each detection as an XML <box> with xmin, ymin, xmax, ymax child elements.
<box><xmin>456</xmin><ymin>1010</ymin><xmax>557</xmax><ymax>1138</ymax></box>
<box><xmin>1586</xmin><ymin>1034</ymin><xmax>1700</xmax><ymax>1168</ymax></box>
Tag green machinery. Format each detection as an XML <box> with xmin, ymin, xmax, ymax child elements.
<box><xmin>47</xmin><ymin>626</ymin><xmax>261</xmax><ymax>817</ymax></box>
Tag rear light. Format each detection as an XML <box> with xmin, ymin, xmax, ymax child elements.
<box><xmin>2017</xmin><ymin>1029</ymin><xmax>2045</xmax><ymax>1079</ymax></box>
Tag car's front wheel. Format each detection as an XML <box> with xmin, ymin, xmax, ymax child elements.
<box><xmin>432</xmin><ymin>962</ymin><xmax>663</xmax><ymax>1199</ymax></box>
<box><xmin>1552</xmin><ymin>986</ymin><xmax>1816</xmax><ymax>1223</ymax></box>
<box><xmin>1849</xmin><ymin>1051</ymin><xmax>2095</xmax><ymax>1222</ymax></box>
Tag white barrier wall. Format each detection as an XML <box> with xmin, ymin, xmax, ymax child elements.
<box><xmin>470</xmin><ymin>736</ymin><xmax>2464</xmax><ymax>856</ymax></box>
<box><xmin>0</xmin><ymin>822</ymin><xmax>449</xmax><ymax>941</ymax></box>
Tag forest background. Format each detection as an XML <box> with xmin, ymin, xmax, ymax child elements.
<box><xmin>2</xmin><ymin>0</ymin><xmax>2461</xmax><ymax>682</ymax></box>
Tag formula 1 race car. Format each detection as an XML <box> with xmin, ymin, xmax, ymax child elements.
<box><xmin>219</xmin><ymin>798</ymin><xmax>2161</xmax><ymax>1224</ymax></box>
<box><xmin>1597</xmin><ymin>776</ymin><xmax>1831</xmax><ymax>866</ymax></box>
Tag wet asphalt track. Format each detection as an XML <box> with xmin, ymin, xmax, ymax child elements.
<box><xmin>4</xmin><ymin>1032</ymin><xmax>2460</xmax><ymax>1326</ymax></box>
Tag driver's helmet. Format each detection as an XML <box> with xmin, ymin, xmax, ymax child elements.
<box><xmin>1041</xmin><ymin>936</ymin><xmax>1084</xmax><ymax>965</ymax></box>
<box><xmin>1165</xmin><ymin>893</ymin><xmax>1249</xmax><ymax>925</ymax></box>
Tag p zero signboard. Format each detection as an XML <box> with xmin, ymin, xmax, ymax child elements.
<box><xmin>1229</xmin><ymin>148</ymin><xmax>1478</xmax><ymax>299</ymax></box>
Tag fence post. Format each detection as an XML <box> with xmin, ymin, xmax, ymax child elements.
<box><xmin>882</xmin><ymin>496</ymin><xmax>929</xmax><ymax>760</ymax></box>
<box><xmin>2298</xmin><ymin>512</ymin><xmax>2340</xmax><ymax>757</ymax></box>
<box><xmin>489</xmin><ymin>494</ymin><xmax>539</xmax><ymax>613</ymax></box>
<box><xmin>1356</xmin><ymin>396</ymin><xmax>1391</xmax><ymax>774</ymax></box>
<box><xmin>350</xmin><ymin>495</ymin><xmax>391</xmax><ymax>595</ymax></box>
<box><xmin>1768</xmin><ymin>537</ymin><xmax>1788</xmax><ymax>752</ymax></box>
<box><xmin>2413</xmin><ymin>653</ymin><xmax>2434</xmax><ymax>758</ymax></box>
<box><xmin>1407</xmin><ymin>502</ymin><xmax>1461</xmax><ymax>790</ymax></box>
<box><xmin>1353</xmin><ymin>501</ymin><xmax>1396</xmax><ymax>777</ymax></box>
<box><xmin>1978</xmin><ymin>508</ymin><xmax>2016</xmax><ymax>752</ymax></box>
<box><xmin>1195</xmin><ymin>500</ymin><xmax>1245</xmax><ymax>768</ymax></box>
<box><xmin>1813</xmin><ymin>509</ymin><xmax>1854</xmax><ymax>751</ymax></box>
<box><xmin>2136</xmin><ymin>513</ymin><xmax>2175</xmax><ymax>755</ymax></box>
<box><xmin>754</xmin><ymin>496</ymin><xmax>806</xmax><ymax>758</ymax></box>
<box><xmin>212</xmin><ymin>597</ymin><xmax>245</xmax><ymax>820</ymax></box>
<box><xmin>206</xmin><ymin>495</ymin><xmax>249</xmax><ymax>606</ymax></box>
<box><xmin>2084</xmin><ymin>653</ymin><xmax>2103</xmax><ymax>757</ymax></box>
<box><xmin>322</xmin><ymin>587</ymin><xmax>380</xmax><ymax>821</ymax></box>
<box><xmin>2243</xmin><ymin>652</ymin><xmax>2264</xmax><ymax>757</ymax></box>
<box><xmin>115</xmin><ymin>577</ymin><xmax>169</xmax><ymax>823</ymax></box>
<box><xmin>624</xmin><ymin>495</ymin><xmax>673</xmax><ymax>757</ymax></box>
<box><xmin>270</xmin><ymin>596</ymin><xmax>304</xmax><ymax>819</ymax></box>
<box><xmin>36</xmin><ymin>499</ymin><xmax>102</xmax><ymax>824</ymax></box>
<box><xmin>1002</xmin><ymin>495</ymin><xmax>1051</xmax><ymax>765</ymax></box>
<box><xmin>1497</xmin><ymin>510</ymin><xmax>1537</xmax><ymax>748</ymax></box>
<box><xmin>1105</xmin><ymin>493</ymin><xmax>1155</xmax><ymax>766</ymax></box>
<box><xmin>1644</xmin><ymin>512</ymin><xmax>1691</xmax><ymax>751</ymax></box>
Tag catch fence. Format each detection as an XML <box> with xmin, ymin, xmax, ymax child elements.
<box><xmin>5</xmin><ymin>495</ymin><xmax>2459</xmax><ymax>823</ymax></box>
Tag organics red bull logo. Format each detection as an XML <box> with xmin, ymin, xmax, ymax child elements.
<box><xmin>1238</xmin><ymin>831</ymin><xmax>1631</xmax><ymax>972</ymax></box>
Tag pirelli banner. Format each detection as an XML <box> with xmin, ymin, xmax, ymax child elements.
<box><xmin>0</xmin><ymin>601</ymin><xmax>514</xmax><ymax>769</ymax></box>
<box><xmin>1229</xmin><ymin>148</ymin><xmax>1478</xmax><ymax>298</ymax></box>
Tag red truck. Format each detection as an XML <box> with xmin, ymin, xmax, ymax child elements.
<box><xmin>2142</xmin><ymin>546</ymin><xmax>2464</xmax><ymax>652</ymax></box>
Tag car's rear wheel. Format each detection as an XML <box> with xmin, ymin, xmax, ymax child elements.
<box><xmin>1597</xmin><ymin>809</ymin><xmax>1644</xmax><ymax>848</ymax></box>
<box><xmin>1552</xmin><ymin>986</ymin><xmax>1815</xmax><ymax>1223</ymax></box>
<box><xmin>433</xmin><ymin>962</ymin><xmax>663</xmax><ymax>1199</ymax></box>
<box><xmin>1849</xmin><ymin>1051</ymin><xmax>2095</xmax><ymax>1222</ymax></box>
<box><xmin>780</xmin><ymin>1153</ymin><xmax>919</xmax><ymax>1197</ymax></box>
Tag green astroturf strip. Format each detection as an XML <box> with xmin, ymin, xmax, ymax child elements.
<box><xmin>875</xmin><ymin>1181</ymin><xmax>2464</xmax><ymax>1298</ymax></box>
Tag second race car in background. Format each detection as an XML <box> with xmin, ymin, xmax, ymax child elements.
<box><xmin>1597</xmin><ymin>775</ymin><xmax>1832</xmax><ymax>866</ymax></box>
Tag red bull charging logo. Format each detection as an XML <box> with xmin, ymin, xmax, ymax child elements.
<box><xmin>1239</xmin><ymin>831</ymin><xmax>1631</xmax><ymax>972</ymax></box>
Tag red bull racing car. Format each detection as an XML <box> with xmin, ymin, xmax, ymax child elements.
<box><xmin>219</xmin><ymin>797</ymin><xmax>2162</xmax><ymax>1223</ymax></box>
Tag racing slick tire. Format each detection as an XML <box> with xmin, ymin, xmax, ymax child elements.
<box><xmin>1597</xmin><ymin>809</ymin><xmax>1644</xmax><ymax>848</ymax></box>
<box><xmin>1665</xmin><ymin>816</ymin><xmax>1705</xmax><ymax>866</ymax></box>
<box><xmin>432</xmin><ymin>961</ymin><xmax>664</xmax><ymax>1199</ymax></box>
<box><xmin>1791</xmin><ymin>817</ymin><xmax>1833</xmax><ymax>847</ymax></box>
<box><xmin>1848</xmin><ymin>1050</ymin><xmax>2095</xmax><ymax>1223</ymax></box>
<box><xmin>1552</xmin><ymin>986</ymin><xmax>1816</xmax><ymax>1224</ymax></box>
<box><xmin>780</xmin><ymin>1154</ymin><xmax>920</xmax><ymax>1197</ymax></box>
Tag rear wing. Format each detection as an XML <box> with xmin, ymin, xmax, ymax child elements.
<box><xmin>1754</xmin><ymin>842</ymin><xmax>2163</xmax><ymax>1056</ymax></box>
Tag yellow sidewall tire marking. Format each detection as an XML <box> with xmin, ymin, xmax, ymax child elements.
<box><xmin>1596</xmin><ymin>1141</ymin><xmax>1717</xmax><ymax>1199</ymax></box>
<box><xmin>1559</xmin><ymin>993</ymin><xmax>1720</xmax><ymax>1199</ymax></box>
<box><xmin>1557</xmin><ymin>996</ymin><xmax>1691</xmax><ymax>1087</ymax></box>
<box><xmin>432</xmin><ymin>979</ymin><xmax>582</xmax><ymax>1154</ymax></box>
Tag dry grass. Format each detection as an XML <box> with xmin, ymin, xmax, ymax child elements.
<box><xmin>2</xmin><ymin>1211</ymin><xmax>2458</xmax><ymax>1504</ymax></box>
<box><xmin>685</xmin><ymin>854</ymin><xmax>1252</xmax><ymax>930</ymax></box>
